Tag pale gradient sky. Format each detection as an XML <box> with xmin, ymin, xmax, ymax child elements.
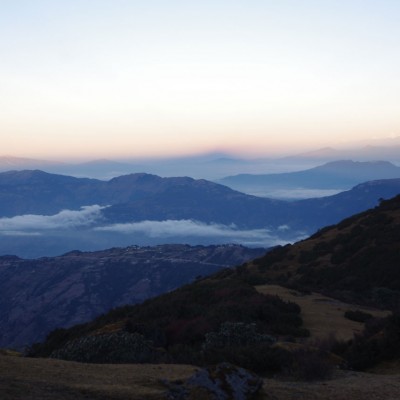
<box><xmin>1</xmin><ymin>0</ymin><xmax>399</xmax><ymax>160</ymax></box>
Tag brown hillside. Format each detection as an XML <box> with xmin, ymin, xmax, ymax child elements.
<box><xmin>255</xmin><ymin>285</ymin><xmax>389</xmax><ymax>341</ymax></box>
<box><xmin>244</xmin><ymin>195</ymin><xmax>400</xmax><ymax>308</ymax></box>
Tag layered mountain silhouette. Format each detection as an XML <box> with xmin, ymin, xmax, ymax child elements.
<box><xmin>220</xmin><ymin>160</ymin><xmax>400</xmax><ymax>191</ymax></box>
<box><xmin>1</xmin><ymin>169</ymin><xmax>400</xmax><ymax>257</ymax></box>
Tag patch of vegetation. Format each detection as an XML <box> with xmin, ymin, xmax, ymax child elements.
<box><xmin>329</xmin><ymin>313</ymin><xmax>400</xmax><ymax>371</ymax></box>
<box><xmin>344</xmin><ymin>310</ymin><xmax>374</xmax><ymax>323</ymax></box>
<box><xmin>28</xmin><ymin>277</ymin><xmax>310</xmax><ymax>374</ymax></box>
<box><xmin>228</xmin><ymin>196</ymin><xmax>400</xmax><ymax>376</ymax></box>
<box><xmin>50</xmin><ymin>332</ymin><xmax>163</xmax><ymax>364</ymax></box>
<box><xmin>255</xmin><ymin>245</ymin><xmax>291</xmax><ymax>271</ymax></box>
<box><xmin>204</xmin><ymin>342</ymin><xmax>291</xmax><ymax>374</ymax></box>
<box><xmin>122</xmin><ymin>279</ymin><xmax>307</xmax><ymax>348</ymax></box>
<box><xmin>253</xmin><ymin>195</ymin><xmax>400</xmax><ymax>309</ymax></box>
<box><xmin>202</xmin><ymin>322</ymin><xmax>276</xmax><ymax>350</ymax></box>
<box><xmin>283</xmin><ymin>348</ymin><xmax>334</xmax><ymax>381</ymax></box>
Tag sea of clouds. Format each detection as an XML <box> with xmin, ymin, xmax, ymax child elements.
<box><xmin>0</xmin><ymin>205</ymin><xmax>307</xmax><ymax>257</ymax></box>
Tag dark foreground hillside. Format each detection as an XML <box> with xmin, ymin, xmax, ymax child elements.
<box><xmin>244</xmin><ymin>194</ymin><xmax>400</xmax><ymax>309</ymax></box>
<box><xmin>1</xmin><ymin>353</ymin><xmax>400</xmax><ymax>400</ymax></box>
<box><xmin>29</xmin><ymin>276</ymin><xmax>308</xmax><ymax>373</ymax></box>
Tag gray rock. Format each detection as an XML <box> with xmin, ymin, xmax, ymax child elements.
<box><xmin>164</xmin><ymin>362</ymin><xmax>263</xmax><ymax>399</ymax></box>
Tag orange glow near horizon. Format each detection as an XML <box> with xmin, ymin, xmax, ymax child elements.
<box><xmin>1</xmin><ymin>1</ymin><xmax>399</xmax><ymax>161</ymax></box>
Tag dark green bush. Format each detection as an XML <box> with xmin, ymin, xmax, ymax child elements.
<box><xmin>283</xmin><ymin>349</ymin><xmax>334</xmax><ymax>381</ymax></box>
<box><xmin>204</xmin><ymin>343</ymin><xmax>290</xmax><ymax>374</ymax></box>
<box><xmin>342</xmin><ymin>313</ymin><xmax>400</xmax><ymax>370</ymax></box>
<box><xmin>344</xmin><ymin>310</ymin><xmax>373</xmax><ymax>323</ymax></box>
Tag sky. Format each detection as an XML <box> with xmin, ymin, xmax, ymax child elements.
<box><xmin>1</xmin><ymin>0</ymin><xmax>399</xmax><ymax>160</ymax></box>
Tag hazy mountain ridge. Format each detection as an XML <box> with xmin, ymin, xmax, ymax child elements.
<box><xmin>220</xmin><ymin>160</ymin><xmax>400</xmax><ymax>193</ymax></box>
<box><xmin>1</xmin><ymin>170</ymin><xmax>400</xmax><ymax>257</ymax></box>
<box><xmin>2</xmin><ymin>143</ymin><xmax>400</xmax><ymax>181</ymax></box>
<box><xmin>101</xmin><ymin>177</ymin><xmax>400</xmax><ymax>232</ymax></box>
<box><xmin>0</xmin><ymin>244</ymin><xmax>265</xmax><ymax>349</ymax></box>
<box><xmin>0</xmin><ymin>170</ymin><xmax>248</xmax><ymax>217</ymax></box>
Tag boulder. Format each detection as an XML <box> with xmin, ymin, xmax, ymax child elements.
<box><xmin>164</xmin><ymin>362</ymin><xmax>263</xmax><ymax>399</ymax></box>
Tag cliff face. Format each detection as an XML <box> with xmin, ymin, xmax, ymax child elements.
<box><xmin>0</xmin><ymin>244</ymin><xmax>265</xmax><ymax>349</ymax></box>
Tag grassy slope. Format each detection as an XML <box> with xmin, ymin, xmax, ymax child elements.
<box><xmin>1</xmin><ymin>354</ymin><xmax>400</xmax><ymax>400</ymax></box>
<box><xmin>243</xmin><ymin>195</ymin><xmax>400</xmax><ymax>308</ymax></box>
<box><xmin>0</xmin><ymin>354</ymin><xmax>197</xmax><ymax>400</ymax></box>
<box><xmin>255</xmin><ymin>284</ymin><xmax>389</xmax><ymax>341</ymax></box>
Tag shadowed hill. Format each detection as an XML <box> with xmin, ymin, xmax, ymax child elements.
<box><xmin>243</xmin><ymin>194</ymin><xmax>400</xmax><ymax>308</ymax></box>
<box><xmin>1</xmin><ymin>170</ymin><xmax>400</xmax><ymax>235</ymax></box>
<box><xmin>0</xmin><ymin>244</ymin><xmax>265</xmax><ymax>349</ymax></box>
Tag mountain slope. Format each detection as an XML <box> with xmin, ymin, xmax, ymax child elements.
<box><xmin>0</xmin><ymin>170</ymin><xmax>271</xmax><ymax>217</ymax></box>
<box><xmin>1</xmin><ymin>170</ymin><xmax>400</xmax><ymax>257</ymax></box>
<box><xmin>0</xmin><ymin>244</ymin><xmax>264</xmax><ymax>349</ymax></box>
<box><xmin>244</xmin><ymin>194</ymin><xmax>400</xmax><ymax>308</ymax></box>
<box><xmin>27</xmin><ymin>195</ymin><xmax>400</xmax><ymax>376</ymax></box>
<box><xmin>220</xmin><ymin>160</ymin><xmax>400</xmax><ymax>191</ymax></box>
<box><xmin>102</xmin><ymin>178</ymin><xmax>400</xmax><ymax>232</ymax></box>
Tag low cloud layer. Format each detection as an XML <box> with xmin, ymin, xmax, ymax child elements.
<box><xmin>95</xmin><ymin>219</ymin><xmax>306</xmax><ymax>247</ymax></box>
<box><xmin>0</xmin><ymin>208</ymin><xmax>307</xmax><ymax>249</ymax></box>
<box><xmin>246</xmin><ymin>188</ymin><xmax>343</xmax><ymax>200</ymax></box>
<box><xmin>0</xmin><ymin>205</ymin><xmax>106</xmax><ymax>235</ymax></box>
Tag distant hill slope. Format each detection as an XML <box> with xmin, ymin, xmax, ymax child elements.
<box><xmin>243</xmin><ymin>194</ymin><xmax>400</xmax><ymax>308</ymax></box>
<box><xmin>1</xmin><ymin>170</ymin><xmax>400</xmax><ymax>257</ymax></box>
<box><xmin>101</xmin><ymin>178</ymin><xmax>400</xmax><ymax>233</ymax></box>
<box><xmin>220</xmin><ymin>160</ymin><xmax>400</xmax><ymax>191</ymax></box>
<box><xmin>1</xmin><ymin>170</ymin><xmax>400</xmax><ymax>232</ymax></box>
<box><xmin>0</xmin><ymin>244</ymin><xmax>265</xmax><ymax>349</ymax></box>
<box><xmin>0</xmin><ymin>170</ymin><xmax>265</xmax><ymax>217</ymax></box>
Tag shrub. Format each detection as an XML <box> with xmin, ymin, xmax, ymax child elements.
<box><xmin>283</xmin><ymin>348</ymin><xmax>334</xmax><ymax>381</ymax></box>
<box><xmin>202</xmin><ymin>322</ymin><xmax>276</xmax><ymax>351</ymax></box>
<box><xmin>344</xmin><ymin>310</ymin><xmax>373</xmax><ymax>323</ymax></box>
<box><xmin>204</xmin><ymin>343</ymin><xmax>290</xmax><ymax>374</ymax></box>
<box><xmin>49</xmin><ymin>332</ymin><xmax>163</xmax><ymax>364</ymax></box>
<box><xmin>343</xmin><ymin>313</ymin><xmax>400</xmax><ymax>370</ymax></box>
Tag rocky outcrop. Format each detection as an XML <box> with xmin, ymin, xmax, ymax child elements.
<box><xmin>164</xmin><ymin>362</ymin><xmax>263</xmax><ymax>400</ymax></box>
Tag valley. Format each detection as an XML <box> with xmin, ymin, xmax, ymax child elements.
<box><xmin>1</xmin><ymin>169</ymin><xmax>400</xmax><ymax>257</ymax></box>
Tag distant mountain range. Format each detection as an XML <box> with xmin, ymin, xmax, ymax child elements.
<box><xmin>2</xmin><ymin>141</ymin><xmax>400</xmax><ymax>180</ymax></box>
<box><xmin>219</xmin><ymin>160</ymin><xmax>400</xmax><ymax>194</ymax></box>
<box><xmin>1</xmin><ymin>170</ymin><xmax>400</xmax><ymax>257</ymax></box>
<box><xmin>279</xmin><ymin>142</ymin><xmax>400</xmax><ymax>162</ymax></box>
<box><xmin>0</xmin><ymin>244</ymin><xmax>265</xmax><ymax>349</ymax></box>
